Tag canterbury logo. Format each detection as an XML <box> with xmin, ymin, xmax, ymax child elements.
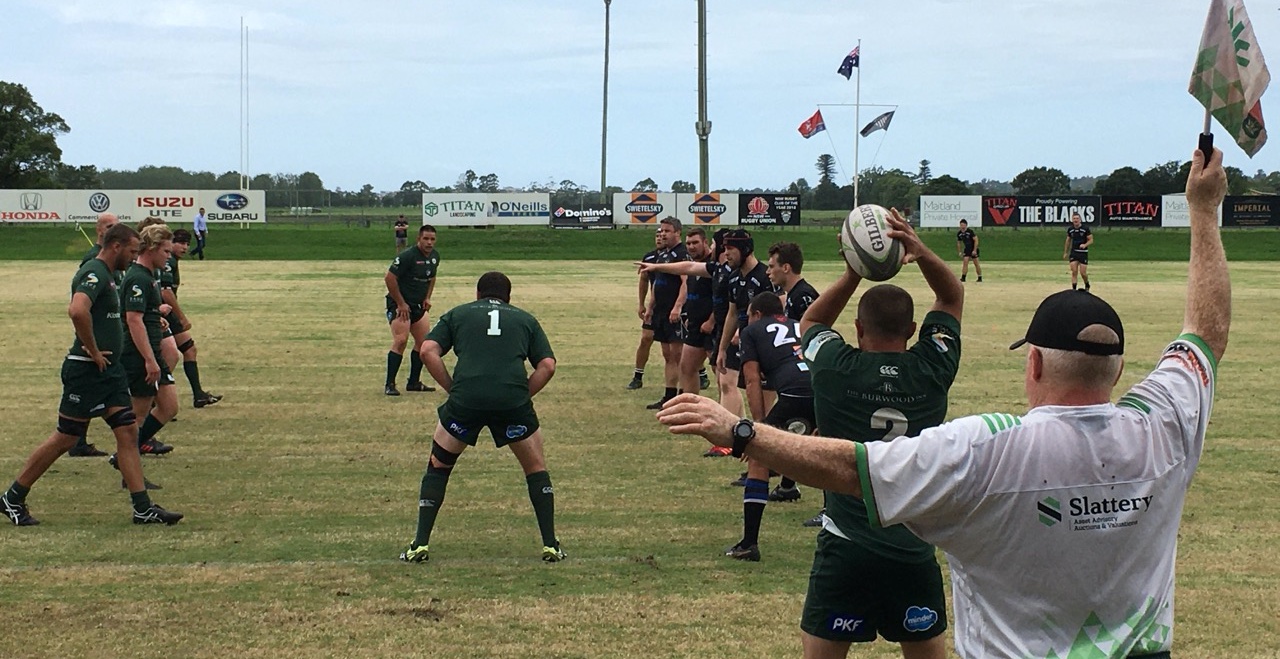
<box><xmin>418</xmin><ymin>499</ymin><xmax>436</xmax><ymax>508</ymax></box>
<box><xmin>541</xmin><ymin>486</ymin><xmax>554</xmax><ymax>495</ymax></box>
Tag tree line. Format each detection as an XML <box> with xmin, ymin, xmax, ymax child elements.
<box><xmin>1</xmin><ymin>81</ymin><xmax>1269</xmax><ymax>212</ymax></box>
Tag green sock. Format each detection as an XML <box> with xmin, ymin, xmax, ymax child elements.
<box><xmin>386</xmin><ymin>351</ymin><xmax>403</xmax><ymax>387</ymax></box>
<box><xmin>137</xmin><ymin>414</ymin><xmax>165</xmax><ymax>445</ymax></box>
<box><xmin>408</xmin><ymin>350</ymin><xmax>424</xmax><ymax>384</ymax></box>
<box><xmin>129</xmin><ymin>490</ymin><xmax>152</xmax><ymax>514</ymax></box>
<box><xmin>525</xmin><ymin>471</ymin><xmax>557</xmax><ymax>548</ymax></box>
<box><xmin>6</xmin><ymin>481</ymin><xmax>30</xmax><ymax>503</ymax></box>
<box><xmin>414</xmin><ymin>470</ymin><xmax>451</xmax><ymax>547</ymax></box>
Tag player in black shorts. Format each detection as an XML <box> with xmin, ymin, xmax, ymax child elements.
<box><xmin>628</xmin><ymin>232</ymin><xmax>663</xmax><ymax>390</ymax></box>
<box><xmin>384</xmin><ymin>225</ymin><xmax>440</xmax><ymax>395</ymax></box>
<box><xmin>956</xmin><ymin>219</ymin><xmax>983</xmax><ymax>282</ymax></box>
<box><xmin>1064</xmin><ymin>212</ymin><xmax>1093</xmax><ymax>290</ymax></box>
<box><xmin>764</xmin><ymin>241</ymin><xmax>820</xmax><ymax>503</ymax></box>
<box><xmin>717</xmin><ymin>230</ymin><xmax>778</xmax><ymax>400</ymax></box>
<box><xmin>725</xmin><ymin>292</ymin><xmax>816</xmax><ymax>562</ymax></box>
<box><xmin>644</xmin><ymin>217</ymin><xmax>689</xmax><ymax>410</ymax></box>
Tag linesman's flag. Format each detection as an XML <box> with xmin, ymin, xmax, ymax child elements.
<box><xmin>798</xmin><ymin>110</ymin><xmax>826</xmax><ymax>139</ymax></box>
<box><xmin>1189</xmin><ymin>0</ymin><xmax>1270</xmax><ymax>156</ymax></box>
<box><xmin>859</xmin><ymin>110</ymin><xmax>895</xmax><ymax>137</ymax></box>
<box><xmin>838</xmin><ymin>46</ymin><xmax>860</xmax><ymax>80</ymax></box>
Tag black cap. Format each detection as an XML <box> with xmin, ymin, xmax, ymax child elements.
<box><xmin>1009</xmin><ymin>290</ymin><xmax>1124</xmax><ymax>356</ymax></box>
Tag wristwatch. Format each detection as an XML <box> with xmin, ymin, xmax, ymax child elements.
<box><xmin>730</xmin><ymin>418</ymin><xmax>756</xmax><ymax>458</ymax></box>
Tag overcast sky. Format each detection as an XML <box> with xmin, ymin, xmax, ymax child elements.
<box><xmin>7</xmin><ymin>0</ymin><xmax>1280</xmax><ymax>192</ymax></box>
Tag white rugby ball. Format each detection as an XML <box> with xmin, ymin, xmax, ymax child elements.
<box><xmin>840</xmin><ymin>204</ymin><xmax>903</xmax><ymax>282</ymax></box>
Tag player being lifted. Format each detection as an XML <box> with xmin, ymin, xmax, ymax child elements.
<box><xmin>384</xmin><ymin>224</ymin><xmax>440</xmax><ymax>396</ymax></box>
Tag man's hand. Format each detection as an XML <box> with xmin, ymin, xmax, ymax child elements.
<box><xmin>669</xmin><ymin>306</ymin><xmax>682</xmax><ymax>324</ymax></box>
<box><xmin>85</xmin><ymin>348</ymin><xmax>112</xmax><ymax>372</ymax></box>
<box><xmin>634</xmin><ymin>261</ymin><xmax>658</xmax><ymax>274</ymax></box>
<box><xmin>885</xmin><ymin>208</ymin><xmax>927</xmax><ymax>265</ymax></box>
<box><xmin>656</xmin><ymin>393</ymin><xmax>736</xmax><ymax>447</ymax></box>
<box><xmin>397</xmin><ymin>303</ymin><xmax>410</xmax><ymax>321</ymax></box>
<box><xmin>1186</xmin><ymin>146</ymin><xmax>1228</xmax><ymax>211</ymax></box>
<box><xmin>715</xmin><ymin>350</ymin><xmax>727</xmax><ymax>375</ymax></box>
<box><xmin>636</xmin><ymin>303</ymin><xmax>646</xmax><ymax>320</ymax></box>
<box><xmin>144</xmin><ymin>357</ymin><xmax>160</xmax><ymax>385</ymax></box>
<box><xmin>422</xmin><ymin>298</ymin><xmax>432</xmax><ymax>312</ymax></box>
<box><xmin>699</xmin><ymin>316</ymin><xmax>714</xmax><ymax>334</ymax></box>
<box><xmin>159</xmin><ymin>303</ymin><xmax>172</xmax><ymax>315</ymax></box>
<box><xmin>643</xmin><ymin>308</ymin><xmax>653</xmax><ymax>325</ymax></box>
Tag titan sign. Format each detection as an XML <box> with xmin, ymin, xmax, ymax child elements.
<box><xmin>421</xmin><ymin>194</ymin><xmax>550</xmax><ymax>226</ymax></box>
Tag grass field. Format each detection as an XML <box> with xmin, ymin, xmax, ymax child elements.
<box><xmin>0</xmin><ymin>257</ymin><xmax>1277</xmax><ymax>657</ymax></box>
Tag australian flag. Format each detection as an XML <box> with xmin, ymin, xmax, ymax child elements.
<box><xmin>837</xmin><ymin>46</ymin><xmax>860</xmax><ymax>79</ymax></box>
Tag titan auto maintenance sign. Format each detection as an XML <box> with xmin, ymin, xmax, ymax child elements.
<box><xmin>1099</xmin><ymin>196</ymin><xmax>1161</xmax><ymax>227</ymax></box>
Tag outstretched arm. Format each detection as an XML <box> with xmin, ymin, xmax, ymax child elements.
<box><xmin>635</xmin><ymin>260</ymin><xmax>711</xmax><ymax>277</ymax></box>
<box><xmin>1183</xmin><ymin>146</ymin><xmax>1230</xmax><ymax>362</ymax></box>
<box><xmin>886</xmin><ymin>209</ymin><xmax>964</xmax><ymax>322</ymax></box>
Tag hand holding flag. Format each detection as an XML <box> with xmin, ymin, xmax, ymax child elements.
<box><xmin>1189</xmin><ymin>0</ymin><xmax>1270</xmax><ymax>156</ymax></box>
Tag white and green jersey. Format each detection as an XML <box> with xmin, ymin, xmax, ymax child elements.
<box><xmin>853</xmin><ymin>335</ymin><xmax>1216</xmax><ymax>658</ymax></box>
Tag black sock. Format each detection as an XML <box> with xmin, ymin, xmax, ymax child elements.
<box><xmin>129</xmin><ymin>490</ymin><xmax>152</xmax><ymax>513</ymax></box>
<box><xmin>779</xmin><ymin>477</ymin><xmax>796</xmax><ymax>490</ymax></box>
<box><xmin>1072</xmin><ymin>282</ymin><xmax>1078</xmax><ymax>290</ymax></box>
<box><xmin>74</xmin><ymin>433</ymin><xmax>90</xmax><ymax>449</ymax></box>
<box><xmin>664</xmin><ymin>387</ymin><xmax>677</xmax><ymax>401</ymax></box>
<box><xmin>632</xmin><ymin>368</ymin><xmax>644</xmax><ymax>380</ymax></box>
<box><xmin>183</xmin><ymin>361</ymin><xmax>205</xmax><ymax>399</ymax></box>
<box><xmin>6</xmin><ymin>481</ymin><xmax>30</xmax><ymax>503</ymax></box>
<box><xmin>526</xmin><ymin>471</ymin><xmax>558</xmax><ymax>548</ymax></box>
<box><xmin>415</xmin><ymin>469</ymin><xmax>451</xmax><ymax>547</ymax></box>
<box><xmin>742</xmin><ymin>478</ymin><xmax>769</xmax><ymax>546</ymax></box>
<box><xmin>408</xmin><ymin>350</ymin><xmax>424</xmax><ymax>384</ymax></box>
<box><xmin>698</xmin><ymin>368</ymin><xmax>708</xmax><ymax>378</ymax></box>
<box><xmin>137</xmin><ymin>414</ymin><xmax>165</xmax><ymax>445</ymax></box>
<box><xmin>386</xmin><ymin>351</ymin><xmax>404</xmax><ymax>387</ymax></box>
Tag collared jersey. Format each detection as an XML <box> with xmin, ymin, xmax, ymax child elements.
<box><xmin>855</xmin><ymin>335</ymin><xmax>1216</xmax><ymax>658</ymax></box>
<box><xmin>784</xmin><ymin>278</ymin><xmax>819</xmax><ymax>322</ymax></box>
<box><xmin>1067</xmin><ymin>224</ymin><xmax>1092</xmax><ymax>251</ymax></box>
<box><xmin>801</xmin><ymin>310</ymin><xmax>962</xmax><ymax>560</ymax></box>
<box><xmin>427</xmin><ymin>298</ymin><xmax>554</xmax><ymax>410</ymax></box>
<box><xmin>68</xmin><ymin>258</ymin><xmax>124</xmax><ymax>359</ymax></box>
<box><xmin>684</xmin><ymin>259</ymin><xmax>716</xmax><ymax>324</ymax></box>
<box><xmin>651</xmin><ymin>242</ymin><xmax>689</xmax><ymax>310</ymax></box>
<box><xmin>711</xmin><ymin>262</ymin><xmax>734</xmax><ymax>328</ymax></box>
<box><xmin>740</xmin><ymin>315</ymin><xmax>812</xmax><ymax>397</ymax></box>
<box><xmin>387</xmin><ymin>245</ymin><xmax>440</xmax><ymax>305</ymax></box>
<box><xmin>160</xmin><ymin>255</ymin><xmax>180</xmax><ymax>292</ymax></box>
<box><xmin>120</xmin><ymin>263</ymin><xmax>164</xmax><ymax>353</ymax></box>
<box><xmin>728</xmin><ymin>261</ymin><xmax>776</xmax><ymax>326</ymax></box>
<box><xmin>957</xmin><ymin>228</ymin><xmax>977</xmax><ymax>252</ymax></box>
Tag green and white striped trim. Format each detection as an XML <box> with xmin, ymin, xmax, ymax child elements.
<box><xmin>980</xmin><ymin>413</ymin><xmax>1022</xmax><ymax>433</ymax></box>
<box><xmin>1117</xmin><ymin>393</ymin><xmax>1154</xmax><ymax>414</ymax></box>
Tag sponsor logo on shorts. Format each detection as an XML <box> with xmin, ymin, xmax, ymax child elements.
<box><xmin>826</xmin><ymin>614</ymin><xmax>865</xmax><ymax>634</ymax></box>
<box><xmin>89</xmin><ymin>404</ymin><xmax>105</xmax><ymax>413</ymax></box>
<box><xmin>505</xmin><ymin>424</ymin><xmax>528</xmax><ymax>439</ymax></box>
<box><xmin>68</xmin><ymin>394</ymin><xmax>81</xmax><ymax>403</ymax></box>
<box><xmin>446</xmin><ymin>421</ymin><xmax>468</xmax><ymax>437</ymax></box>
<box><xmin>903</xmin><ymin>606</ymin><xmax>938</xmax><ymax>632</ymax></box>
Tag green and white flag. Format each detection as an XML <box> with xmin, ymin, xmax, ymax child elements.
<box><xmin>1189</xmin><ymin>0</ymin><xmax>1270</xmax><ymax>156</ymax></box>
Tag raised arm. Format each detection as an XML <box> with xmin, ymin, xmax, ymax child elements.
<box><xmin>886</xmin><ymin>209</ymin><xmax>964</xmax><ymax>322</ymax></box>
<box><xmin>1182</xmin><ymin>146</ymin><xmax>1230</xmax><ymax>362</ymax></box>
<box><xmin>635</xmin><ymin>260</ymin><xmax>711</xmax><ymax>277</ymax></box>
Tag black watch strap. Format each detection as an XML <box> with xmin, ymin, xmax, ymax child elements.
<box><xmin>731</xmin><ymin>418</ymin><xmax>755</xmax><ymax>458</ymax></box>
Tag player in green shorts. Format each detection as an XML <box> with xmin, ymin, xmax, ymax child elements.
<box><xmin>2</xmin><ymin>223</ymin><xmax>182</xmax><ymax>527</ymax></box>
<box><xmin>400</xmin><ymin>271</ymin><xmax>564</xmax><ymax>564</ymax></box>
<box><xmin>121</xmin><ymin>224</ymin><xmax>180</xmax><ymax>458</ymax></box>
<box><xmin>66</xmin><ymin>213</ymin><xmax>122</xmax><ymax>457</ymax></box>
<box><xmin>384</xmin><ymin>224</ymin><xmax>440</xmax><ymax>396</ymax></box>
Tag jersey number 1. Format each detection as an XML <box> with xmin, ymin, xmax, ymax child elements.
<box><xmin>487</xmin><ymin>309</ymin><xmax>502</xmax><ymax>336</ymax></box>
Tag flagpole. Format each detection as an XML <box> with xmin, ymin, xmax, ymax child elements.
<box><xmin>1200</xmin><ymin>109</ymin><xmax>1214</xmax><ymax>158</ymax></box>
<box><xmin>853</xmin><ymin>39</ymin><xmax>861</xmax><ymax>208</ymax></box>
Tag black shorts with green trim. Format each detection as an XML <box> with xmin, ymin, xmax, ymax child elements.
<box><xmin>437</xmin><ymin>399</ymin><xmax>540</xmax><ymax>448</ymax></box>
<box><xmin>800</xmin><ymin>530</ymin><xmax>947</xmax><ymax>644</ymax></box>
<box><xmin>122</xmin><ymin>351</ymin><xmax>176</xmax><ymax>397</ymax></box>
<box><xmin>58</xmin><ymin>358</ymin><xmax>131</xmax><ymax>419</ymax></box>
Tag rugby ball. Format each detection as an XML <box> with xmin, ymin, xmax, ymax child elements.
<box><xmin>840</xmin><ymin>204</ymin><xmax>903</xmax><ymax>281</ymax></box>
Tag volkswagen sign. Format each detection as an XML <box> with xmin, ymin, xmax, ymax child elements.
<box><xmin>88</xmin><ymin>193</ymin><xmax>111</xmax><ymax>213</ymax></box>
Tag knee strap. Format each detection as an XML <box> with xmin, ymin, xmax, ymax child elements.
<box><xmin>177</xmin><ymin>338</ymin><xmax>195</xmax><ymax>353</ymax></box>
<box><xmin>105</xmin><ymin>408</ymin><xmax>138</xmax><ymax>429</ymax></box>
<box><xmin>428</xmin><ymin>441</ymin><xmax>460</xmax><ymax>476</ymax></box>
<box><xmin>56</xmin><ymin>416</ymin><xmax>90</xmax><ymax>437</ymax></box>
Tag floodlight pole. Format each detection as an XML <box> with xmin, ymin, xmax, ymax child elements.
<box><xmin>600</xmin><ymin>0</ymin><xmax>612</xmax><ymax>203</ymax></box>
<box><xmin>695</xmin><ymin>0</ymin><xmax>711</xmax><ymax>192</ymax></box>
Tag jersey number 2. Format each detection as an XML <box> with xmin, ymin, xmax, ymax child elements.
<box><xmin>487</xmin><ymin>309</ymin><xmax>502</xmax><ymax>336</ymax></box>
<box><xmin>871</xmin><ymin>407</ymin><xmax>907</xmax><ymax>441</ymax></box>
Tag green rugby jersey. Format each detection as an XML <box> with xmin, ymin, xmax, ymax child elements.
<box><xmin>68</xmin><ymin>258</ymin><xmax>124</xmax><ymax>360</ymax></box>
<box><xmin>427</xmin><ymin>298</ymin><xmax>554</xmax><ymax>410</ymax></box>
<box><xmin>81</xmin><ymin>244</ymin><xmax>124</xmax><ymax>285</ymax></box>
<box><xmin>801</xmin><ymin>310</ymin><xmax>961</xmax><ymax>561</ymax></box>
<box><xmin>387</xmin><ymin>245</ymin><xmax>440</xmax><ymax>305</ymax></box>
<box><xmin>160</xmin><ymin>254</ymin><xmax>180</xmax><ymax>291</ymax></box>
<box><xmin>120</xmin><ymin>263</ymin><xmax>164</xmax><ymax>354</ymax></box>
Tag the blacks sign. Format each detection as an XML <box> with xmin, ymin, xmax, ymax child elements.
<box><xmin>982</xmin><ymin>196</ymin><xmax>1101</xmax><ymax>227</ymax></box>
<box><xmin>739</xmin><ymin>194</ymin><xmax>801</xmax><ymax>226</ymax></box>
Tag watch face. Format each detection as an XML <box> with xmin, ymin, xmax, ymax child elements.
<box><xmin>734</xmin><ymin>421</ymin><xmax>753</xmax><ymax>439</ymax></box>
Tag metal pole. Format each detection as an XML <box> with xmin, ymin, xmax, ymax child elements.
<box><xmin>600</xmin><ymin>0</ymin><xmax>611</xmax><ymax>203</ymax></box>
<box><xmin>696</xmin><ymin>0</ymin><xmax>711</xmax><ymax>192</ymax></box>
<box><xmin>853</xmin><ymin>38</ymin><xmax>861</xmax><ymax>208</ymax></box>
